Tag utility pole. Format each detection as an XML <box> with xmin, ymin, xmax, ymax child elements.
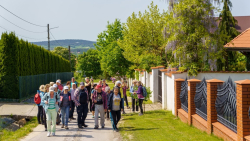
<box><xmin>47</xmin><ymin>24</ymin><xmax>50</xmax><ymax>51</ymax></box>
<box><xmin>69</xmin><ymin>45</ymin><xmax>71</xmax><ymax>70</ymax></box>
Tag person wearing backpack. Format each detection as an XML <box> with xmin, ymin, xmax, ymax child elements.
<box><xmin>35</xmin><ymin>85</ymin><xmax>45</xmax><ymax>124</ymax></box>
<box><xmin>74</xmin><ymin>82</ymin><xmax>89</xmax><ymax>129</ymax></box>
<box><xmin>133</xmin><ymin>81</ymin><xmax>144</xmax><ymax>116</ymax></box>
<box><xmin>59</xmin><ymin>86</ymin><xmax>72</xmax><ymax>129</ymax></box>
<box><xmin>42</xmin><ymin>86</ymin><xmax>60</xmax><ymax>137</ymax></box>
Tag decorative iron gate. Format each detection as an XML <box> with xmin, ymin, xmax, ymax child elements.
<box><xmin>158</xmin><ymin>70</ymin><xmax>162</xmax><ymax>103</ymax></box>
<box><xmin>194</xmin><ymin>78</ymin><xmax>207</xmax><ymax>120</ymax></box>
<box><xmin>180</xmin><ymin>78</ymin><xmax>188</xmax><ymax>112</ymax></box>
<box><xmin>215</xmin><ymin>77</ymin><xmax>237</xmax><ymax>133</ymax></box>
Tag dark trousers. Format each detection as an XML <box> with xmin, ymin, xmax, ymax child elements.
<box><xmin>139</xmin><ymin>99</ymin><xmax>144</xmax><ymax>114</ymax></box>
<box><xmin>37</xmin><ymin>106</ymin><xmax>44</xmax><ymax>124</ymax></box>
<box><xmin>124</xmin><ymin>95</ymin><xmax>129</xmax><ymax>107</ymax></box>
<box><xmin>131</xmin><ymin>98</ymin><xmax>138</xmax><ymax>112</ymax></box>
<box><xmin>106</xmin><ymin>110</ymin><xmax>109</xmax><ymax>118</ymax></box>
<box><xmin>77</xmin><ymin>103</ymin><xmax>88</xmax><ymax>126</ymax></box>
<box><xmin>69</xmin><ymin>101</ymin><xmax>75</xmax><ymax>118</ymax></box>
<box><xmin>42</xmin><ymin>108</ymin><xmax>47</xmax><ymax>129</ymax></box>
<box><xmin>111</xmin><ymin>110</ymin><xmax>121</xmax><ymax>129</ymax></box>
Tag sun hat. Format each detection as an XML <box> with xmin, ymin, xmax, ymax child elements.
<box><xmin>64</xmin><ymin>86</ymin><xmax>69</xmax><ymax>90</ymax></box>
<box><xmin>49</xmin><ymin>86</ymin><xmax>55</xmax><ymax>92</ymax></box>
<box><xmin>56</xmin><ymin>80</ymin><xmax>61</xmax><ymax>84</ymax></box>
<box><xmin>53</xmin><ymin>84</ymin><xmax>58</xmax><ymax>88</ymax></box>
<box><xmin>115</xmin><ymin>81</ymin><xmax>122</xmax><ymax>86</ymax></box>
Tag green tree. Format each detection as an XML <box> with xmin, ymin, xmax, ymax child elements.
<box><xmin>77</xmin><ymin>49</ymin><xmax>102</xmax><ymax>78</ymax></box>
<box><xmin>165</xmin><ymin>0</ymin><xmax>222</xmax><ymax>76</ymax></box>
<box><xmin>119</xmin><ymin>2</ymin><xmax>166</xmax><ymax>72</ymax></box>
<box><xmin>52</xmin><ymin>46</ymin><xmax>76</xmax><ymax>71</ymax></box>
<box><xmin>95</xmin><ymin>19</ymin><xmax>131</xmax><ymax>77</ymax></box>
<box><xmin>218</xmin><ymin>0</ymin><xmax>242</xmax><ymax>71</ymax></box>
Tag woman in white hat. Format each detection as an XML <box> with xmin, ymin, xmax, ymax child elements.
<box><xmin>42</xmin><ymin>86</ymin><xmax>60</xmax><ymax>137</ymax></box>
<box><xmin>59</xmin><ymin>86</ymin><xmax>72</xmax><ymax>129</ymax></box>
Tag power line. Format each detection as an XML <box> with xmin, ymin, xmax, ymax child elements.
<box><xmin>0</xmin><ymin>15</ymin><xmax>47</xmax><ymax>33</ymax></box>
<box><xmin>0</xmin><ymin>25</ymin><xmax>47</xmax><ymax>41</ymax></box>
<box><xmin>0</xmin><ymin>4</ymin><xmax>47</xmax><ymax>27</ymax></box>
<box><xmin>50</xmin><ymin>31</ymin><xmax>63</xmax><ymax>47</ymax></box>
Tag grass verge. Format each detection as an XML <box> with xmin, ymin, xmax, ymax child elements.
<box><xmin>0</xmin><ymin>117</ymin><xmax>38</xmax><ymax>141</ymax></box>
<box><xmin>119</xmin><ymin>110</ymin><xmax>222</xmax><ymax>141</ymax></box>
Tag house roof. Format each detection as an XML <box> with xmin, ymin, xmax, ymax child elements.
<box><xmin>215</xmin><ymin>16</ymin><xmax>250</xmax><ymax>33</ymax></box>
<box><xmin>224</xmin><ymin>28</ymin><xmax>250</xmax><ymax>51</ymax></box>
<box><xmin>234</xmin><ymin>16</ymin><xmax>250</xmax><ymax>33</ymax></box>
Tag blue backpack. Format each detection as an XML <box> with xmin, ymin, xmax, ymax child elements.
<box><xmin>142</xmin><ymin>86</ymin><xmax>147</xmax><ymax>98</ymax></box>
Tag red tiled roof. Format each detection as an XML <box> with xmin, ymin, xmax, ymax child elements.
<box><xmin>224</xmin><ymin>28</ymin><xmax>250</xmax><ymax>50</ymax></box>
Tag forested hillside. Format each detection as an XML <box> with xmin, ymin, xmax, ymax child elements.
<box><xmin>32</xmin><ymin>39</ymin><xmax>96</xmax><ymax>55</ymax></box>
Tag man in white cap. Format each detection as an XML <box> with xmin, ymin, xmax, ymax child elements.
<box><xmin>69</xmin><ymin>83</ymin><xmax>77</xmax><ymax>120</ymax></box>
<box><xmin>74</xmin><ymin>82</ymin><xmax>89</xmax><ymax>128</ymax></box>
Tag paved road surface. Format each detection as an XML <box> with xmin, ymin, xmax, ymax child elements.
<box><xmin>21</xmin><ymin>112</ymin><xmax>121</xmax><ymax>141</ymax></box>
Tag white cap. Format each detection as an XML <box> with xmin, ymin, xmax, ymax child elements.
<box><xmin>64</xmin><ymin>86</ymin><xmax>69</xmax><ymax>90</ymax></box>
<box><xmin>72</xmin><ymin>83</ymin><xmax>76</xmax><ymax>85</ymax></box>
<box><xmin>56</xmin><ymin>80</ymin><xmax>61</xmax><ymax>84</ymax></box>
<box><xmin>49</xmin><ymin>87</ymin><xmax>55</xmax><ymax>92</ymax></box>
<box><xmin>115</xmin><ymin>81</ymin><xmax>122</xmax><ymax>86</ymax></box>
<box><xmin>53</xmin><ymin>84</ymin><xmax>58</xmax><ymax>88</ymax></box>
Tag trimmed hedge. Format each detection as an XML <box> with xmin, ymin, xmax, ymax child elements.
<box><xmin>0</xmin><ymin>32</ymin><xmax>71</xmax><ymax>99</ymax></box>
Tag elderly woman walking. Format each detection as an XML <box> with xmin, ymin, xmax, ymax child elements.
<box><xmin>59</xmin><ymin>86</ymin><xmax>72</xmax><ymax>129</ymax></box>
<box><xmin>42</xmin><ymin>84</ymin><xmax>50</xmax><ymax>131</ymax></box>
<box><xmin>108</xmin><ymin>86</ymin><xmax>123</xmax><ymax>132</ymax></box>
<box><xmin>130</xmin><ymin>80</ymin><xmax>138</xmax><ymax>113</ymax></box>
<box><xmin>69</xmin><ymin>83</ymin><xmax>77</xmax><ymax>120</ymax></box>
<box><xmin>42</xmin><ymin>86</ymin><xmax>60</xmax><ymax>137</ymax></box>
<box><xmin>133</xmin><ymin>81</ymin><xmax>144</xmax><ymax>116</ymax></box>
<box><xmin>37</xmin><ymin>85</ymin><xmax>45</xmax><ymax>125</ymax></box>
<box><xmin>114</xmin><ymin>81</ymin><xmax>125</xmax><ymax>114</ymax></box>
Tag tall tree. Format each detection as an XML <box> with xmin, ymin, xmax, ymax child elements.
<box><xmin>119</xmin><ymin>2</ymin><xmax>166</xmax><ymax>71</ymax></box>
<box><xmin>77</xmin><ymin>49</ymin><xmax>102</xmax><ymax>78</ymax></box>
<box><xmin>95</xmin><ymin>19</ymin><xmax>130</xmax><ymax>77</ymax></box>
<box><xmin>218</xmin><ymin>0</ymin><xmax>241</xmax><ymax>71</ymax></box>
<box><xmin>165</xmin><ymin>0</ymin><xmax>222</xmax><ymax>76</ymax></box>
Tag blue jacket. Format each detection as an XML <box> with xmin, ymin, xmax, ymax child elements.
<box><xmin>107</xmin><ymin>92</ymin><xmax>123</xmax><ymax>111</ymax></box>
<box><xmin>42</xmin><ymin>92</ymin><xmax>60</xmax><ymax>113</ymax></box>
<box><xmin>39</xmin><ymin>91</ymin><xmax>46</xmax><ymax>106</ymax></box>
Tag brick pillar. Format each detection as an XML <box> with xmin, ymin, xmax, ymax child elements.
<box><xmin>235</xmin><ymin>79</ymin><xmax>250</xmax><ymax>141</ymax></box>
<box><xmin>206</xmin><ymin>79</ymin><xmax>224</xmax><ymax>134</ymax></box>
<box><xmin>175</xmin><ymin>78</ymin><xmax>185</xmax><ymax>116</ymax></box>
<box><xmin>187</xmin><ymin>79</ymin><xmax>201</xmax><ymax>125</ymax></box>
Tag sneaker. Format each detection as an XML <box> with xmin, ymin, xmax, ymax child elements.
<box><xmin>51</xmin><ymin>132</ymin><xmax>55</xmax><ymax>136</ymax></box>
<box><xmin>115</xmin><ymin>129</ymin><xmax>119</xmax><ymax>132</ymax></box>
<box><xmin>45</xmin><ymin>128</ymin><xmax>47</xmax><ymax>131</ymax></box>
<box><xmin>98</xmin><ymin>116</ymin><xmax>100</xmax><ymax>118</ymax></box>
<box><xmin>92</xmin><ymin>116</ymin><xmax>94</xmax><ymax>118</ymax></box>
<box><xmin>83</xmin><ymin>124</ymin><xmax>88</xmax><ymax>127</ymax></box>
<box><xmin>65</xmin><ymin>126</ymin><xmax>69</xmax><ymax>129</ymax></box>
<box><xmin>102</xmin><ymin>126</ymin><xmax>104</xmax><ymax>128</ymax></box>
<box><xmin>94</xmin><ymin>126</ymin><xmax>98</xmax><ymax>129</ymax></box>
<box><xmin>72</xmin><ymin>117</ymin><xmax>76</xmax><ymax>120</ymax></box>
<box><xmin>47</xmin><ymin>132</ymin><xmax>50</xmax><ymax>137</ymax></box>
<box><xmin>61</xmin><ymin>124</ymin><xmax>64</xmax><ymax>128</ymax></box>
<box><xmin>127</xmin><ymin>107</ymin><xmax>130</xmax><ymax>109</ymax></box>
<box><xmin>139</xmin><ymin>113</ymin><xmax>143</xmax><ymax>116</ymax></box>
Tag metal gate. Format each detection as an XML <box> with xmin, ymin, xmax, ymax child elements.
<box><xmin>158</xmin><ymin>70</ymin><xmax>162</xmax><ymax>103</ymax></box>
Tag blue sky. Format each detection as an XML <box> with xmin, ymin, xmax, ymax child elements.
<box><xmin>0</xmin><ymin>0</ymin><xmax>249</xmax><ymax>42</ymax></box>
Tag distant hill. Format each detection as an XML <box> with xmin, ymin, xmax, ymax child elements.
<box><xmin>32</xmin><ymin>39</ymin><xmax>96</xmax><ymax>55</ymax></box>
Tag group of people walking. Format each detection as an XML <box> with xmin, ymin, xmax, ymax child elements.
<box><xmin>36</xmin><ymin>77</ymin><xmax>145</xmax><ymax>137</ymax></box>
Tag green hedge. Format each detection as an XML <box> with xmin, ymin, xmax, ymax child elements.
<box><xmin>0</xmin><ymin>32</ymin><xmax>71</xmax><ymax>99</ymax></box>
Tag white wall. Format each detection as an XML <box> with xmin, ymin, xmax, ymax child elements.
<box><xmin>151</xmin><ymin>69</ymin><xmax>159</xmax><ymax>103</ymax></box>
<box><xmin>196</xmin><ymin>73</ymin><xmax>250</xmax><ymax>82</ymax></box>
<box><xmin>150</xmin><ymin>73</ymin><xmax>153</xmax><ymax>102</ymax></box>
<box><xmin>167</xmin><ymin>72</ymin><xmax>188</xmax><ymax>115</ymax></box>
<box><xmin>162</xmin><ymin>72</ymin><xmax>167</xmax><ymax>109</ymax></box>
<box><xmin>146</xmin><ymin>72</ymin><xmax>150</xmax><ymax>88</ymax></box>
<box><xmin>141</xmin><ymin>71</ymin><xmax>146</xmax><ymax>86</ymax></box>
